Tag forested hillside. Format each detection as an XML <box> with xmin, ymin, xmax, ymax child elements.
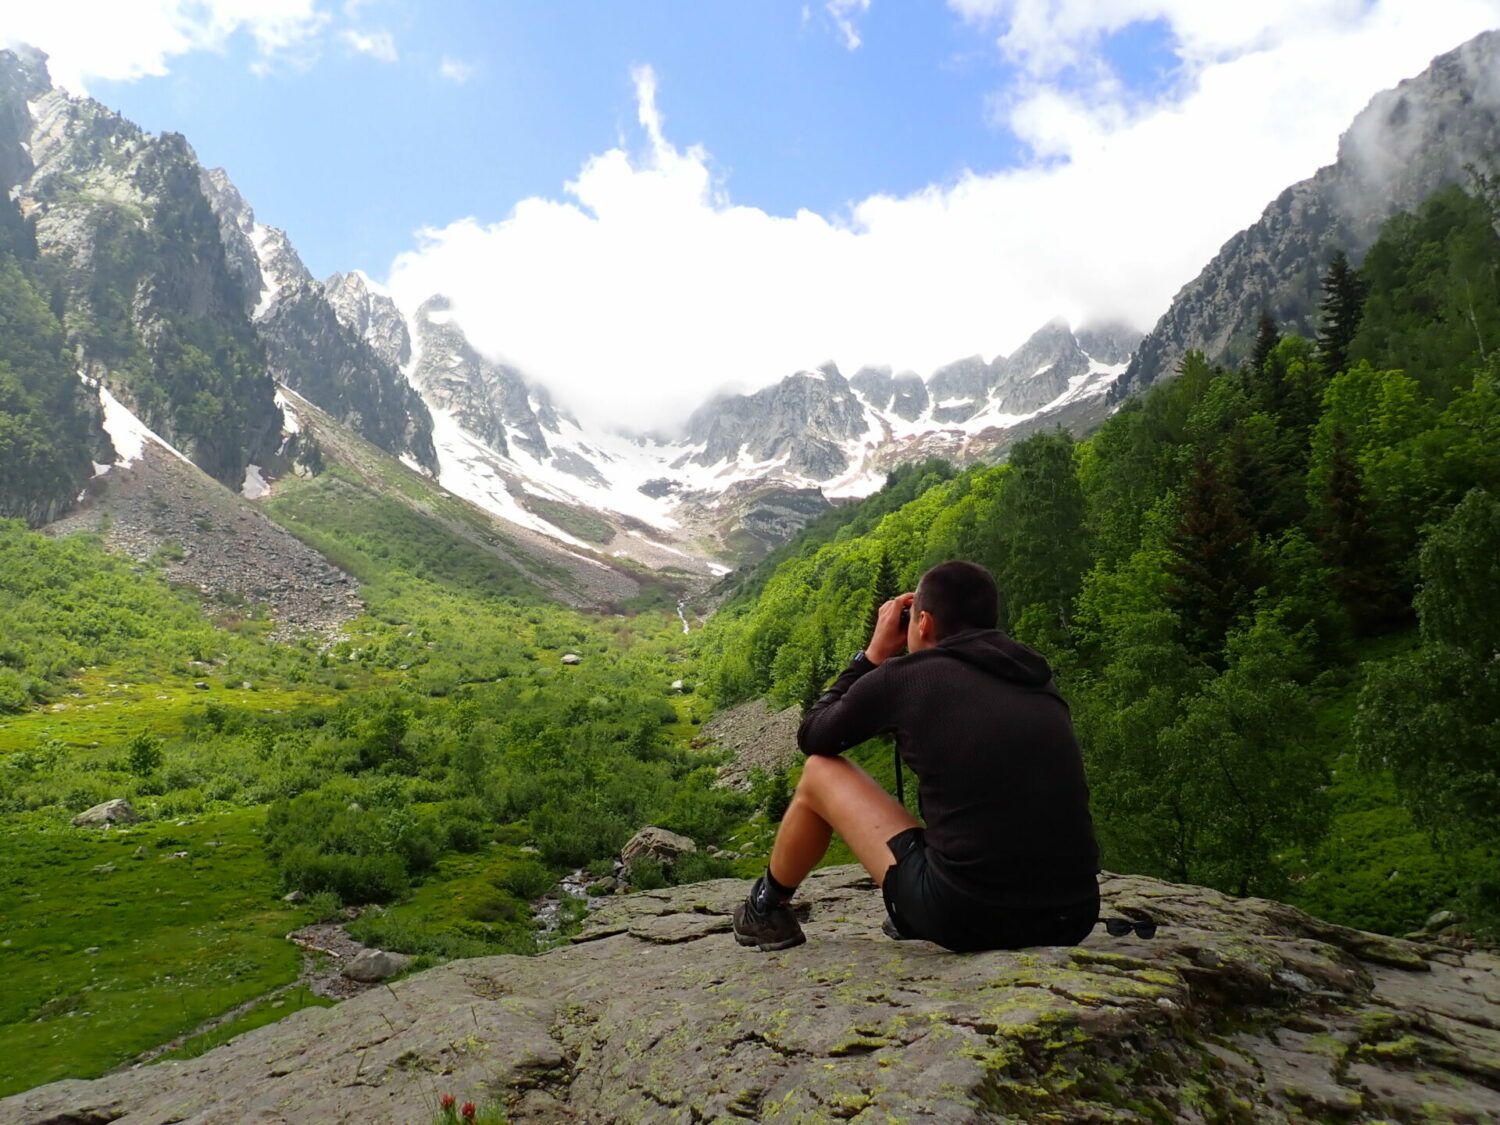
<box><xmin>0</xmin><ymin>195</ymin><xmax>103</xmax><ymax>523</ymax></box>
<box><xmin>698</xmin><ymin>182</ymin><xmax>1500</xmax><ymax>933</ymax></box>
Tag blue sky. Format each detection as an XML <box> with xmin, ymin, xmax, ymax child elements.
<box><xmin>91</xmin><ymin>2</ymin><xmax>1053</xmax><ymax>279</ymax></box>
<box><xmin>11</xmin><ymin>1</ymin><xmax>1499</xmax><ymax>427</ymax></box>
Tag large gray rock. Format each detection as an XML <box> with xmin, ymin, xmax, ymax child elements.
<box><xmin>4</xmin><ymin>867</ymin><xmax>1496</xmax><ymax>1123</ymax></box>
<box><xmin>620</xmin><ymin>826</ymin><xmax>696</xmax><ymax>870</ymax></box>
<box><xmin>340</xmin><ymin>949</ymin><xmax>412</xmax><ymax>984</ymax></box>
<box><xmin>70</xmin><ymin>798</ymin><xmax>139</xmax><ymax>827</ymax></box>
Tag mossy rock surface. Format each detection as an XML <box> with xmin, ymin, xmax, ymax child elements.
<box><xmin>5</xmin><ymin>866</ymin><xmax>1498</xmax><ymax>1123</ymax></box>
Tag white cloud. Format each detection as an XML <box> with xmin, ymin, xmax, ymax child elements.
<box><xmin>384</xmin><ymin>1</ymin><xmax>1500</xmax><ymax>435</ymax></box>
<box><xmin>339</xmin><ymin>27</ymin><xmax>397</xmax><ymax>63</ymax></box>
<box><xmin>827</xmin><ymin>0</ymin><xmax>873</xmax><ymax>50</ymax></box>
<box><xmin>949</xmin><ymin>1</ymin><xmax>1371</xmax><ymax>73</ymax></box>
<box><xmin>2</xmin><ymin>0</ymin><xmax>330</xmax><ymax>92</ymax></box>
<box><xmin>437</xmin><ymin>56</ymin><xmax>478</xmax><ymax>84</ymax></box>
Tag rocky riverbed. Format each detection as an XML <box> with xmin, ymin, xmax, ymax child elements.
<box><xmin>5</xmin><ymin>866</ymin><xmax>1497</xmax><ymax>1123</ymax></box>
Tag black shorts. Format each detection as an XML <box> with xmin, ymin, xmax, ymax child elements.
<box><xmin>881</xmin><ymin>827</ymin><xmax>1099</xmax><ymax>953</ymax></box>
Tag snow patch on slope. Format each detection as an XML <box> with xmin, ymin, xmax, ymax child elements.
<box><xmin>99</xmin><ymin>384</ymin><xmax>192</xmax><ymax>467</ymax></box>
<box><xmin>242</xmin><ymin>464</ymin><xmax>270</xmax><ymax>499</ymax></box>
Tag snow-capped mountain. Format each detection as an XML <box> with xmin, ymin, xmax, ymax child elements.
<box><xmin>0</xmin><ymin>40</ymin><xmax>1141</xmax><ymax>569</ymax></box>
<box><xmin>326</xmin><ymin>289</ymin><xmax>1138</xmax><ymax>564</ymax></box>
<box><xmin>200</xmin><ymin>167</ymin><xmax>438</xmax><ymax>474</ymax></box>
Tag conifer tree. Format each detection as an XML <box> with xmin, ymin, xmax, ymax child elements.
<box><xmin>1316</xmin><ymin>428</ymin><xmax>1404</xmax><ymax>634</ymax></box>
<box><xmin>1250</xmin><ymin>308</ymin><xmax>1280</xmax><ymax>376</ymax></box>
<box><xmin>1000</xmin><ymin>430</ymin><xmax>1089</xmax><ymax>629</ymax></box>
<box><xmin>1165</xmin><ymin>454</ymin><xmax>1261</xmax><ymax>659</ymax></box>
<box><xmin>799</xmin><ymin>620</ymin><xmax>835</xmax><ymax>715</ymax></box>
<box><xmin>1316</xmin><ymin>250</ymin><xmax>1366</xmax><ymax>376</ymax></box>
<box><xmin>864</xmin><ymin>548</ymin><xmax>901</xmax><ymax>639</ymax></box>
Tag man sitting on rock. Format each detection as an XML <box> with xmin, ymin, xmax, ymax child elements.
<box><xmin>733</xmin><ymin>560</ymin><xmax>1101</xmax><ymax>952</ymax></box>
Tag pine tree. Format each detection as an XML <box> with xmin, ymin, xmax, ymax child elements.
<box><xmin>799</xmin><ymin>620</ymin><xmax>835</xmax><ymax>715</ymax></box>
<box><xmin>1316</xmin><ymin>250</ymin><xmax>1366</xmax><ymax>376</ymax></box>
<box><xmin>864</xmin><ymin>548</ymin><xmax>900</xmax><ymax>638</ymax></box>
<box><xmin>1316</xmin><ymin>428</ymin><xmax>1405</xmax><ymax>634</ymax></box>
<box><xmin>1164</xmin><ymin>454</ymin><xmax>1261</xmax><ymax>660</ymax></box>
<box><xmin>1000</xmin><ymin>430</ymin><xmax>1089</xmax><ymax>628</ymax></box>
<box><xmin>1250</xmin><ymin>308</ymin><xmax>1280</xmax><ymax>376</ymax></box>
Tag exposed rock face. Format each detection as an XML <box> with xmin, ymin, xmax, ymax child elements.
<box><xmin>619</xmin><ymin>826</ymin><xmax>697</xmax><ymax>870</ymax></box>
<box><xmin>199</xmin><ymin>169</ymin><xmax>438</xmax><ymax>475</ymax></box>
<box><xmin>324</xmin><ymin>270</ymin><xmax>411</xmax><ymax>370</ymax></box>
<box><xmin>70</xmin><ymin>798</ymin><xmax>138</xmax><ymax>827</ymax></box>
<box><xmin>8</xmin><ymin>54</ymin><xmax>282</xmax><ymax>489</ymax></box>
<box><xmin>696</xmin><ymin>479</ymin><xmax>833</xmax><ymax>561</ymax></box>
<box><xmin>258</xmin><ymin>278</ymin><xmax>439</xmax><ymax>475</ymax></box>
<box><xmin>7</xmin><ymin>867</ymin><xmax>1496</xmax><ymax>1123</ymax></box>
<box><xmin>410</xmin><ymin>294</ymin><xmax>562</xmax><ymax>462</ymax></box>
<box><xmin>684</xmin><ymin>365</ymin><xmax>871</xmax><ymax>478</ymax></box>
<box><xmin>928</xmin><ymin>354</ymin><xmax>994</xmax><ymax>422</ymax></box>
<box><xmin>1119</xmin><ymin>29</ymin><xmax>1500</xmax><ymax>397</ymax></box>
<box><xmin>196</xmin><ymin>167</ymin><xmax>267</xmax><ymax>318</ymax></box>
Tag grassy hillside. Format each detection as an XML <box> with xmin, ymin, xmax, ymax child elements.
<box><xmin>0</xmin><ymin>458</ymin><xmax>740</xmax><ymax>1093</ymax></box>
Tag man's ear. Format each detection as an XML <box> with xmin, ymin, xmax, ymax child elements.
<box><xmin>918</xmin><ymin>610</ymin><xmax>937</xmax><ymax>643</ymax></box>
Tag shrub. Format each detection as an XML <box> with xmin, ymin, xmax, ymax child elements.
<box><xmin>126</xmin><ymin>733</ymin><xmax>164</xmax><ymax>777</ymax></box>
<box><xmin>491</xmin><ymin>857</ymin><xmax>553</xmax><ymax>900</ymax></box>
<box><xmin>669</xmin><ymin>851</ymin><xmax>734</xmax><ymax>886</ymax></box>
<box><xmin>306</xmin><ymin>890</ymin><xmax>342</xmax><ymax>921</ymax></box>
<box><xmin>627</xmin><ymin>857</ymin><xmax>667</xmax><ymax>890</ymax></box>
<box><xmin>446</xmin><ymin>817</ymin><xmax>487</xmax><ymax>853</ymax></box>
<box><xmin>279</xmin><ymin>847</ymin><xmax>409</xmax><ymax>904</ymax></box>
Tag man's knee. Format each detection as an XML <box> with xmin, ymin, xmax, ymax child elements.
<box><xmin>799</xmin><ymin>753</ymin><xmax>845</xmax><ymax>792</ymax></box>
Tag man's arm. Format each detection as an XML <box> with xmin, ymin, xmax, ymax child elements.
<box><xmin>797</xmin><ymin>654</ymin><xmax>891</xmax><ymax>755</ymax></box>
<box><xmin>797</xmin><ymin>592</ymin><xmax>913</xmax><ymax>755</ymax></box>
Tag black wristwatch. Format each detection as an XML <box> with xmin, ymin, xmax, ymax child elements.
<box><xmin>849</xmin><ymin>650</ymin><xmax>874</xmax><ymax>670</ymax></box>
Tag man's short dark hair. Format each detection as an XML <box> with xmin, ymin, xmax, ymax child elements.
<box><xmin>915</xmin><ymin>561</ymin><xmax>1000</xmax><ymax>638</ymax></box>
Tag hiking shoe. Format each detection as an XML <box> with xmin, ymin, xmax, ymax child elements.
<box><xmin>733</xmin><ymin>897</ymin><xmax>806</xmax><ymax>952</ymax></box>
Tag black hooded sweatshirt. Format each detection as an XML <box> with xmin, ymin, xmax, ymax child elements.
<box><xmin>798</xmin><ymin>628</ymin><xmax>1100</xmax><ymax>909</ymax></box>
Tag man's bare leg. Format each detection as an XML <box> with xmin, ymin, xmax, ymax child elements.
<box><xmin>769</xmin><ymin>754</ymin><xmax>920</xmax><ymax>889</ymax></box>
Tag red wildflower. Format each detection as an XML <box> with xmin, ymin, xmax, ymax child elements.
<box><xmin>439</xmin><ymin>1094</ymin><xmax>456</xmax><ymax>1110</ymax></box>
<box><xmin>461</xmin><ymin>1103</ymin><xmax>477</xmax><ymax>1121</ymax></box>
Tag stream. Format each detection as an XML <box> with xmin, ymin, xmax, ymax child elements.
<box><xmin>675</xmin><ymin>599</ymin><xmax>690</xmax><ymax>634</ymax></box>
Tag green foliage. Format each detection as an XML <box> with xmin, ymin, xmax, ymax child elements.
<box><xmin>996</xmin><ymin>428</ymin><xmax>1089</xmax><ymax>628</ymax></box>
<box><xmin>0</xmin><ymin>522</ymin><xmax>291</xmax><ymax>710</ymax></box>
<box><xmin>1316</xmin><ymin>249</ymin><xmax>1366</xmax><ymax>377</ymax></box>
<box><xmin>520</xmin><ymin>496</ymin><xmax>615</xmax><ymax>544</ymax></box>
<box><xmin>1354</xmin><ymin>489</ymin><xmax>1500</xmax><ymax>921</ymax></box>
<box><xmin>0</xmin><ymin>222</ymin><xmax>98</xmax><ymax>523</ymax></box>
<box><xmin>1351</xmin><ymin>185</ymin><xmax>1500</xmax><ymax>399</ymax></box>
<box><xmin>126</xmin><ymin>733</ymin><xmax>164</xmax><ymax>777</ymax></box>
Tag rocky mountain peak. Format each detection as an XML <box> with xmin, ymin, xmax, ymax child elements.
<box><xmin>198</xmin><ymin>167</ymin><xmax>264</xmax><ymax>317</ymax></box>
<box><xmin>1075</xmin><ymin>320</ymin><xmax>1142</xmax><ymax>365</ymax></box>
<box><xmin>1119</xmin><ymin>28</ymin><xmax>1500</xmax><ymax>396</ymax></box>
<box><xmin>684</xmin><ymin>362</ymin><xmax>870</xmax><ymax>479</ymax></box>
<box><xmin>411</xmin><ymin>294</ymin><xmax>558</xmax><ymax>462</ymax></box>
<box><xmin>325</xmin><ymin>270</ymin><xmax>411</xmax><ymax>370</ymax></box>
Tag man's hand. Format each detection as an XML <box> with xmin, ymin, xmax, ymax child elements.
<box><xmin>865</xmin><ymin>592</ymin><xmax>915</xmax><ymax>665</ymax></box>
